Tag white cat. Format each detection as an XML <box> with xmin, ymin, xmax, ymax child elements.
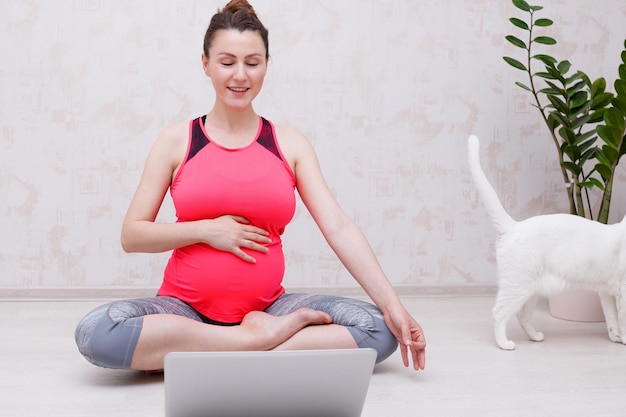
<box><xmin>467</xmin><ymin>135</ymin><xmax>626</xmax><ymax>350</ymax></box>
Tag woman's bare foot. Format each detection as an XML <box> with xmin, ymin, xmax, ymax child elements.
<box><xmin>144</xmin><ymin>369</ymin><xmax>164</xmax><ymax>375</ymax></box>
<box><xmin>240</xmin><ymin>308</ymin><xmax>332</xmax><ymax>350</ymax></box>
<box><xmin>131</xmin><ymin>309</ymin><xmax>333</xmax><ymax>371</ymax></box>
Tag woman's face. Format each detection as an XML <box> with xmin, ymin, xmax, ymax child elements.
<box><xmin>203</xmin><ymin>29</ymin><xmax>268</xmax><ymax>110</ymax></box>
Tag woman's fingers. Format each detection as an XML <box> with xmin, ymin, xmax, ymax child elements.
<box><xmin>244</xmin><ymin>229</ymin><xmax>272</xmax><ymax>244</ymax></box>
<box><xmin>210</xmin><ymin>215</ymin><xmax>272</xmax><ymax>261</ymax></box>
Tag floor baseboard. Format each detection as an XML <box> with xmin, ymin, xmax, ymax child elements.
<box><xmin>0</xmin><ymin>284</ymin><xmax>497</xmax><ymax>301</ymax></box>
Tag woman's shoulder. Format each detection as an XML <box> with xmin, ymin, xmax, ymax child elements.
<box><xmin>148</xmin><ymin>120</ymin><xmax>190</xmax><ymax>167</ymax></box>
<box><xmin>153</xmin><ymin>120</ymin><xmax>190</xmax><ymax>149</ymax></box>
<box><xmin>159</xmin><ymin>120</ymin><xmax>189</xmax><ymax>141</ymax></box>
<box><xmin>272</xmin><ymin>123</ymin><xmax>312</xmax><ymax>152</ymax></box>
<box><xmin>271</xmin><ymin>122</ymin><xmax>319</xmax><ymax>174</ymax></box>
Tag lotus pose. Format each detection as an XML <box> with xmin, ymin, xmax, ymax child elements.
<box><xmin>75</xmin><ymin>0</ymin><xmax>426</xmax><ymax>372</ymax></box>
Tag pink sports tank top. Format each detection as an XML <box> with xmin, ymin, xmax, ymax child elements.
<box><xmin>158</xmin><ymin>116</ymin><xmax>296</xmax><ymax>323</ymax></box>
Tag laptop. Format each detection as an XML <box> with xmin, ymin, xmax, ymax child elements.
<box><xmin>164</xmin><ymin>348</ymin><xmax>377</xmax><ymax>417</ymax></box>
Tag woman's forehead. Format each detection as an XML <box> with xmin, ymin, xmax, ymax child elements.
<box><xmin>209</xmin><ymin>29</ymin><xmax>266</xmax><ymax>57</ymax></box>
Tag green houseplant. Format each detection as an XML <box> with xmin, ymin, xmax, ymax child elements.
<box><xmin>503</xmin><ymin>0</ymin><xmax>626</xmax><ymax>322</ymax></box>
<box><xmin>503</xmin><ymin>0</ymin><xmax>626</xmax><ymax>224</ymax></box>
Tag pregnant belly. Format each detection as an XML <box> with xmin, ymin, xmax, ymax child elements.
<box><xmin>160</xmin><ymin>243</ymin><xmax>285</xmax><ymax>323</ymax></box>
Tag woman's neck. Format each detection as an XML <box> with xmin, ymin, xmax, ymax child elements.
<box><xmin>206</xmin><ymin>104</ymin><xmax>258</xmax><ymax>134</ymax></box>
<box><xmin>204</xmin><ymin>104</ymin><xmax>260</xmax><ymax>148</ymax></box>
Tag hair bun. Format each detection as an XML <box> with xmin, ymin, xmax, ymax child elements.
<box><xmin>222</xmin><ymin>0</ymin><xmax>258</xmax><ymax>19</ymax></box>
<box><xmin>203</xmin><ymin>0</ymin><xmax>269</xmax><ymax>58</ymax></box>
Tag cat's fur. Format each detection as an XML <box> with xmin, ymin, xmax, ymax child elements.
<box><xmin>467</xmin><ymin>135</ymin><xmax>626</xmax><ymax>350</ymax></box>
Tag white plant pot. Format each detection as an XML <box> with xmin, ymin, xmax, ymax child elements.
<box><xmin>548</xmin><ymin>289</ymin><xmax>605</xmax><ymax>322</ymax></box>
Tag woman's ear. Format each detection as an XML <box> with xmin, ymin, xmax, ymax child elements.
<box><xmin>201</xmin><ymin>53</ymin><xmax>210</xmax><ymax>77</ymax></box>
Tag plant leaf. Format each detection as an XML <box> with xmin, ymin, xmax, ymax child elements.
<box><xmin>579</xmin><ymin>72</ymin><xmax>593</xmax><ymax>87</ymax></box>
<box><xmin>591</xmin><ymin>77</ymin><xmax>607</xmax><ymax>96</ymax></box>
<box><xmin>591</xmin><ymin>92</ymin><xmax>614</xmax><ymax>110</ymax></box>
<box><xmin>535</xmin><ymin>71</ymin><xmax>560</xmax><ymax>81</ymax></box>
<box><xmin>515</xmin><ymin>81</ymin><xmax>532</xmax><ymax>92</ymax></box>
<box><xmin>539</xmin><ymin>87</ymin><xmax>562</xmax><ymax>95</ymax></box>
<box><xmin>532</xmin><ymin>54</ymin><xmax>557</xmax><ymax>65</ymax></box>
<box><xmin>571</xmin><ymin>114</ymin><xmax>592</xmax><ymax>130</ymax></box>
<box><xmin>512</xmin><ymin>0</ymin><xmax>531</xmax><ymax>12</ymax></box>
<box><xmin>577</xmin><ymin>99</ymin><xmax>593</xmax><ymax>115</ymax></box>
<box><xmin>595</xmin><ymin>163</ymin><xmax>613</xmax><ymax>181</ymax></box>
<box><xmin>544</xmin><ymin>80</ymin><xmax>565</xmax><ymax>94</ymax></box>
<box><xmin>612</xmin><ymin>97</ymin><xmax>626</xmax><ymax>114</ymax></box>
<box><xmin>589</xmin><ymin>108</ymin><xmax>607</xmax><ymax>123</ymax></box>
<box><xmin>557</xmin><ymin>61</ymin><xmax>572</xmax><ymax>75</ymax></box>
<box><xmin>506</xmin><ymin>35</ymin><xmax>527</xmax><ymax>49</ymax></box>
<box><xmin>563</xmin><ymin>144</ymin><xmax>581</xmax><ymax>160</ymax></box>
<box><xmin>580</xmin><ymin>144</ymin><xmax>598</xmax><ymax>161</ymax></box>
<box><xmin>547</xmin><ymin>95</ymin><xmax>569</xmax><ymax>114</ymax></box>
<box><xmin>561</xmin><ymin>161</ymin><xmax>581</xmax><ymax>175</ymax></box>
<box><xmin>546</xmin><ymin>113</ymin><xmax>559</xmax><ymax>130</ymax></box>
<box><xmin>503</xmin><ymin>56</ymin><xmax>527</xmax><ymax>71</ymax></box>
<box><xmin>566</xmin><ymin>81</ymin><xmax>586</xmax><ymax>96</ymax></box>
<box><xmin>575</xmin><ymin>130</ymin><xmax>597</xmax><ymax>145</ymax></box>
<box><xmin>597</xmin><ymin>125</ymin><xmax>621</xmax><ymax>147</ymax></box>
<box><xmin>549</xmin><ymin>111</ymin><xmax>570</xmax><ymax>129</ymax></box>
<box><xmin>594</xmin><ymin>151</ymin><xmax>609</xmax><ymax>168</ymax></box>
<box><xmin>605</xmin><ymin>107</ymin><xmax>626</xmax><ymax>129</ymax></box>
<box><xmin>509</xmin><ymin>17</ymin><xmax>529</xmax><ymax>30</ymax></box>
<box><xmin>546</xmin><ymin>65</ymin><xmax>563</xmax><ymax>80</ymax></box>
<box><xmin>559</xmin><ymin>126</ymin><xmax>577</xmax><ymax>144</ymax></box>
<box><xmin>569</xmin><ymin>91</ymin><xmax>589</xmax><ymax>110</ymax></box>
<box><xmin>534</xmin><ymin>36</ymin><xmax>557</xmax><ymax>45</ymax></box>
<box><xmin>615</xmin><ymin>79</ymin><xmax>626</xmax><ymax>97</ymax></box>
<box><xmin>580</xmin><ymin>178</ymin><xmax>604</xmax><ymax>190</ymax></box>
<box><xmin>602</xmin><ymin>144</ymin><xmax>619</xmax><ymax>162</ymax></box>
<box><xmin>534</xmin><ymin>18</ymin><xmax>553</xmax><ymax>27</ymax></box>
<box><xmin>565</xmin><ymin>73</ymin><xmax>585</xmax><ymax>89</ymax></box>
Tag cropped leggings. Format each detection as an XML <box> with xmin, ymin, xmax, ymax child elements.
<box><xmin>74</xmin><ymin>293</ymin><xmax>398</xmax><ymax>369</ymax></box>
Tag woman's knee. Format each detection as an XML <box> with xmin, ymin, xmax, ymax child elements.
<box><xmin>75</xmin><ymin>297</ymin><xmax>203</xmax><ymax>369</ymax></box>
<box><xmin>346</xmin><ymin>315</ymin><xmax>398</xmax><ymax>363</ymax></box>
<box><xmin>325</xmin><ymin>299</ymin><xmax>398</xmax><ymax>363</ymax></box>
<box><xmin>74</xmin><ymin>301</ymin><xmax>144</xmax><ymax>369</ymax></box>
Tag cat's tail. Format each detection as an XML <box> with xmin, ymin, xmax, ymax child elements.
<box><xmin>467</xmin><ymin>135</ymin><xmax>515</xmax><ymax>234</ymax></box>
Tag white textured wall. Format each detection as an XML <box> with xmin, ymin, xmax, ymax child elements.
<box><xmin>1</xmin><ymin>0</ymin><xmax>626</xmax><ymax>293</ymax></box>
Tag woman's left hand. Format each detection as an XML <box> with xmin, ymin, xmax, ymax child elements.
<box><xmin>383</xmin><ymin>304</ymin><xmax>426</xmax><ymax>371</ymax></box>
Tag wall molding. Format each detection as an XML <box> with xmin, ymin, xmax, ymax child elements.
<box><xmin>0</xmin><ymin>284</ymin><xmax>497</xmax><ymax>301</ymax></box>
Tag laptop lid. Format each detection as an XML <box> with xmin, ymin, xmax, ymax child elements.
<box><xmin>164</xmin><ymin>348</ymin><xmax>377</xmax><ymax>417</ymax></box>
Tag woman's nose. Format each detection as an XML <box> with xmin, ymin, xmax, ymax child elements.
<box><xmin>233</xmin><ymin>63</ymin><xmax>246</xmax><ymax>80</ymax></box>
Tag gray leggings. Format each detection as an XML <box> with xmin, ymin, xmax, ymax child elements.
<box><xmin>74</xmin><ymin>293</ymin><xmax>398</xmax><ymax>369</ymax></box>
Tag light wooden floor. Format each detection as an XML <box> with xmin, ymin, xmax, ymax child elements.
<box><xmin>2</xmin><ymin>296</ymin><xmax>625</xmax><ymax>417</ymax></box>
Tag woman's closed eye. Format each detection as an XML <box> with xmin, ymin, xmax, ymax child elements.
<box><xmin>221</xmin><ymin>62</ymin><xmax>259</xmax><ymax>67</ymax></box>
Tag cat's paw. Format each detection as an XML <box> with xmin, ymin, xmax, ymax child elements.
<box><xmin>607</xmin><ymin>328</ymin><xmax>621</xmax><ymax>343</ymax></box>
<box><xmin>529</xmin><ymin>331</ymin><xmax>544</xmax><ymax>342</ymax></box>
<box><xmin>607</xmin><ymin>332</ymin><xmax>624</xmax><ymax>344</ymax></box>
<box><xmin>497</xmin><ymin>340</ymin><xmax>516</xmax><ymax>350</ymax></box>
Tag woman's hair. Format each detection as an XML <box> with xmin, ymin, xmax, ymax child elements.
<box><xmin>203</xmin><ymin>0</ymin><xmax>269</xmax><ymax>59</ymax></box>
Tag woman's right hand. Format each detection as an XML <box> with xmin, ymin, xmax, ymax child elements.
<box><xmin>202</xmin><ymin>215</ymin><xmax>271</xmax><ymax>263</ymax></box>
